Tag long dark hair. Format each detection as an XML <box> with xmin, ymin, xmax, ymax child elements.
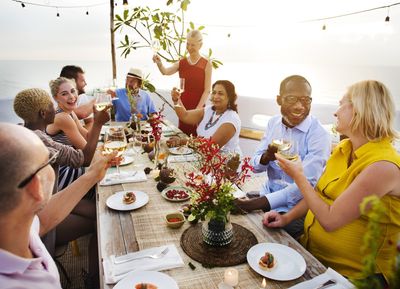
<box><xmin>212</xmin><ymin>80</ymin><xmax>238</xmax><ymax>113</ymax></box>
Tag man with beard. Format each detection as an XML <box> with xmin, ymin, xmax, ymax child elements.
<box><xmin>0</xmin><ymin>123</ymin><xmax>115</xmax><ymax>289</ymax></box>
<box><xmin>60</xmin><ymin>65</ymin><xmax>95</xmax><ymax>129</ymax></box>
<box><xmin>235</xmin><ymin>75</ymin><xmax>331</xmax><ymax>239</ymax></box>
<box><xmin>108</xmin><ymin>68</ymin><xmax>157</xmax><ymax>121</ymax></box>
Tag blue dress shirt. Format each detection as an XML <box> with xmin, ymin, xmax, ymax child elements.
<box><xmin>112</xmin><ymin>88</ymin><xmax>157</xmax><ymax>121</ymax></box>
<box><xmin>251</xmin><ymin>114</ymin><xmax>331</xmax><ymax>212</ymax></box>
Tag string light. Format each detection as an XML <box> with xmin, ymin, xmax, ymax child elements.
<box><xmin>21</xmin><ymin>2</ymin><xmax>25</xmax><ymax>7</ymax></box>
<box><xmin>11</xmin><ymin>0</ymin><xmax>106</xmax><ymax>9</ymax></box>
<box><xmin>322</xmin><ymin>24</ymin><xmax>326</xmax><ymax>30</ymax></box>
<box><xmin>123</xmin><ymin>0</ymin><xmax>128</xmax><ymax>6</ymax></box>
<box><xmin>385</xmin><ymin>7</ymin><xmax>391</xmax><ymax>22</ymax></box>
<box><xmin>56</xmin><ymin>7</ymin><xmax>59</xmax><ymax>17</ymax></box>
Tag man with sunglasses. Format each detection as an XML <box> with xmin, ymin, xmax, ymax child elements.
<box><xmin>0</xmin><ymin>123</ymin><xmax>116</xmax><ymax>289</ymax></box>
<box><xmin>235</xmin><ymin>75</ymin><xmax>331</xmax><ymax>239</ymax></box>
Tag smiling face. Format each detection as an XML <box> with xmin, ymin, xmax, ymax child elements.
<box><xmin>186</xmin><ymin>37</ymin><xmax>202</xmax><ymax>55</ymax></box>
<box><xmin>54</xmin><ymin>81</ymin><xmax>78</xmax><ymax>111</ymax></box>
<box><xmin>334</xmin><ymin>94</ymin><xmax>354</xmax><ymax>136</ymax></box>
<box><xmin>210</xmin><ymin>84</ymin><xmax>229</xmax><ymax>112</ymax></box>
<box><xmin>75</xmin><ymin>72</ymin><xmax>87</xmax><ymax>94</ymax></box>
<box><xmin>125</xmin><ymin>76</ymin><xmax>141</xmax><ymax>94</ymax></box>
<box><xmin>278</xmin><ymin>79</ymin><xmax>312</xmax><ymax>127</ymax></box>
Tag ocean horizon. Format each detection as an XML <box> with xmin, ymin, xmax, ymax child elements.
<box><xmin>1</xmin><ymin>59</ymin><xmax>399</xmax><ymax>127</ymax></box>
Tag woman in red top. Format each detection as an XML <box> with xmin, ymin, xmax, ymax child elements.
<box><xmin>153</xmin><ymin>30</ymin><xmax>212</xmax><ymax>136</ymax></box>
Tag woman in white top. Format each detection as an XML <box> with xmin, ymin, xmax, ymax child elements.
<box><xmin>171</xmin><ymin>80</ymin><xmax>241</xmax><ymax>154</ymax></box>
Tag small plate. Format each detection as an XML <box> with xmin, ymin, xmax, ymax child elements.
<box><xmin>169</xmin><ymin>146</ymin><xmax>193</xmax><ymax>155</ymax></box>
<box><xmin>114</xmin><ymin>271</ymin><xmax>178</xmax><ymax>289</ymax></box>
<box><xmin>112</xmin><ymin>156</ymin><xmax>134</xmax><ymax>167</ymax></box>
<box><xmin>106</xmin><ymin>191</ymin><xmax>149</xmax><ymax>211</ymax></box>
<box><xmin>161</xmin><ymin>186</ymin><xmax>191</xmax><ymax>202</ymax></box>
<box><xmin>247</xmin><ymin>242</ymin><xmax>306</xmax><ymax>281</ymax></box>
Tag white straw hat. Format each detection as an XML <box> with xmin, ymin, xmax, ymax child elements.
<box><xmin>127</xmin><ymin>68</ymin><xmax>143</xmax><ymax>79</ymax></box>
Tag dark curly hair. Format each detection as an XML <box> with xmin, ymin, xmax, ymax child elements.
<box><xmin>212</xmin><ymin>80</ymin><xmax>238</xmax><ymax>113</ymax></box>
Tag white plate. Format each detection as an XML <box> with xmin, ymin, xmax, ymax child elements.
<box><xmin>247</xmin><ymin>243</ymin><xmax>306</xmax><ymax>281</ymax></box>
<box><xmin>114</xmin><ymin>271</ymin><xmax>179</xmax><ymax>289</ymax></box>
<box><xmin>169</xmin><ymin>147</ymin><xmax>193</xmax><ymax>155</ymax></box>
<box><xmin>106</xmin><ymin>191</ymin><xmax>149</xmax><ymax>211</ymax></box>
<box><xmin>112</xmin><ymin>156</ymin><xmax>134</xmax><ymax>167</ymax></box>
<box><xmin>161</xmin><ymin>186</ymin><xmax>191</xmax><ymax>202</ymax></box>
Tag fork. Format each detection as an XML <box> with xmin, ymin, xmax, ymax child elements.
<box><xmin>114</xmin><ymin>247</ymin><xmax>169</xmax><ymax>265</ymax></box>
<box><xmin>315</xmin><ymin>279</ymin><xmax>337</xmax><ymax>289</ymax></box>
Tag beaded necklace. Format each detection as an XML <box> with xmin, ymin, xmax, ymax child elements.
<box><xmin>205</xmin><ymin>110</ymin><xmax>225</xmax><ymax>130</ymax></box>
<box><xmin>187</xmin><ymin>55</ymin><xmax>201</xmax><ymax>66</ymax></box>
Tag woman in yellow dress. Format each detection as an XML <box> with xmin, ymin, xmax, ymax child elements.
<box><xmin>263</xmin><ymin>80</ymin><xmax>400</xmax><ymax>285</ymax></box>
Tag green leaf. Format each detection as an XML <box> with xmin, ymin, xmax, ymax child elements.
<box><xmin>123</xmin><ymin>9</ymin><xmax>129</xmax><ymax>20</ymax></box>
<box><xmin>198</xmin><ymin>25</ymin><xmax>205</xmax><ymax>30</ymax></box>
<box><xmin>115</xmin><ymin>14</ymin><xmax>123</xmax><ymax>21</ymax></box>
<box><xmin>166</xmin><ymin>0</ymin><xmax>173</xmax><ymax>5</ymax></box>
<box><xmin>189</xmin><ymin>21</ymin><xmax>194</xmax><ymax>29</ymax></box>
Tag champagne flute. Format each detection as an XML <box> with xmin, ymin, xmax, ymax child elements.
<box><xmin>104</xmin><ymin>126</ymin><xmax>127</xmax><ymax>177</ymax></box>
<box><xmin>95</xmin><ymin>92</ymin><xmax>112</xmax><ymax>111</ymax></box>
<box><xmin>177</xmin><ymin>78</ymin><xmax>185</xmax><ymax>94</ymax></box>
<box><xmin>151</xmin><ymin>39</ymin><xmax>161</xmax><ymax>56</ymax></box>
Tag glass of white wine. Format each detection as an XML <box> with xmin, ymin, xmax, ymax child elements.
<box><xmin>104</xmin><ymin>126</ymin><xmax>127</xmax><ymax>177</ymax></box>
<box><xmin>151</xmin><ymin>39</ymin><xmax>161</xmax><ymax>56</ymax></box>
<box><xmin>95</xmin><ymin>92</ymin><xmax>112</xmax><ymax>111</ymax></box>
<box><xmin>278</xmin><ymin>139</ymin><xmax>299</xmax><ymax>162</ymax></box>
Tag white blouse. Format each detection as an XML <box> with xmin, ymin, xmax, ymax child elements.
<box><xmin>197</xmin><ymin>105</ymin><xmax>242</xmax><ymax>155</ymax></box>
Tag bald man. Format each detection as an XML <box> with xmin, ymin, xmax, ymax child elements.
<box><xmin>0</xmin><ymin>123</ymin><xmax>115</xmax><ymax>289</ymax></box>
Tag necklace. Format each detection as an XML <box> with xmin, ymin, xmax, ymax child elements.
<box><xmin>187</xmin><ymin>55</ymin><xmax>201</xmax><ymax>65</ymax></box>
<box><xmin>205</xmin><ymin>110</ymin><xmax>224</xmax><ymax>130</ymax></box>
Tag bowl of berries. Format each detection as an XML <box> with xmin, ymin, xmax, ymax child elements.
<box><xmin>165</xmin><ymin>212</ymin><xmax>185</xmax><ymax>229</ymax></box>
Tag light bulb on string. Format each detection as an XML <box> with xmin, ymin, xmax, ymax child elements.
<box><xmin>385</xmin><ymin>6</ymin><xmax>390</xmax><ymax>22</ymax></box>
<box><xmin>21</xmin><ymin>2</ymin><xmax>25</xmax><ymax>8</ymax></box>
<box><xmin>86</xmin><ymin>8</ymin><xmax>89</xmax><ymax>15</ymax></box>
<box><xmin>123</xmin><ymin>0</ymin><xmax>128</xmax><ymax>6</ymax></box>
<box><xmin>322</xmin><ymin>24</ymin><xmax>327</xmax><ymax>30</ymax></box>
<box><xmin>56</xmin><ymin>7</ymin><xmax>60</xmax><ymax>17</ymax></box>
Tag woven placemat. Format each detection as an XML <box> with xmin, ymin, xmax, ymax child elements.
<box><xmin>180</xmin><ymin>222</ymin><xmax>258</xmax><ymax>267</ymax></box>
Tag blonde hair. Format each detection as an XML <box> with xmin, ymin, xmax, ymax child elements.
<box><xmin>187</xmin><ymin>29</ymin><xmax>203</xmax><ymax>43</ymax></box>
<box><xmin>14</xmin><ymin>88</ymin><xmax>53</xmax><ymax>123</ymax></box>
<box><xmin>49</xmin><ymin>77</ymin><xmax>74</xmax><ymax>98</ymax></box>
<box><xmin>347</xmin><ymin>80</ymin><xmax>399</xmax><ymax>141</ymax></box>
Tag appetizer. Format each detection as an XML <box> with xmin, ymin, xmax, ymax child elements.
<box><xmin>134</xmin><ymin>283</ymin><xmax>158</xmax><ymax>289</ymax></box>
<box><xmin>122</xmin><ymin>192</ymin><xmax>136</xmax><ymax>204</ymax></box>
<box><xmin>259</xmin><ymin>252</ymin><xmax>276</xmax><ymax>270</ymax></box>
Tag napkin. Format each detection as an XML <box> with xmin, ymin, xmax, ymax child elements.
<box><xmin>289</xmin><ymin>268</ymin><xmax>355</xmax><ymax>289</ymax></box>
<box><xmin>168</xmin><ymin>154</ymin><xmax>197</xmax><ymax>163</ymax></box>
<box><xmin>99</xmin><ymin>170</ymin><xmax>147</xmax><ymax>186</ymax></box>
<box><xmin>103</xmin><ymin>244</ymin><xmax>184</xmax><ymax>284</ymax></box>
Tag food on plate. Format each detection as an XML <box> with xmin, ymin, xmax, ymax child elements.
<box><xmin>259</xmin><ymin>252</ymin><xmax>276</xmax><ymax>270</ymax></box>
<box><xmin>122</xmin><ymin>192</ymin><xmax>136</xmax><ymax>204</ymax></box>
<box><xmin>165</xmin><ymin>189</ymin><xmax>189</xmax><ymax>200</ymax></box>
<box><xmin>134</xmin><ymin>283</ymin><xmax>158</xmax><ymax>289</ymax></box>
<box><xmin>167</xmin><ymin>217</ymin><xmax>183</xmax><ymax>223</ymax></box>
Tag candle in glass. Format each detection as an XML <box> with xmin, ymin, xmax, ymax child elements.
<box><xmin>224</xmin><ymin>268</ymin><xmax>238</xmax><ymax>286</ymax></box>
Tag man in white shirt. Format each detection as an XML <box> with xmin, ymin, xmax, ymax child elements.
<box><xmin>60</xmin><ymin>65</ymin><xmax>95</xmax><ymax>129</ymax></box>
<box><xmin>0</xmin><ymin>123</ymin><xmax>115</xmax><ymax>289</ymax></box>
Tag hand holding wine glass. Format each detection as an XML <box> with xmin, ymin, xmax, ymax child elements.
<box><xmin>151</xmin><ymin>39</ymin><xmax>161</xmax><ymax>56</ymax></box>
<box><xmin>177</xmin><ymin>78</ymin><xmax>185</xmax><ymax>94</ymax></box>
<box><xmin>104</xmin><ymin>126</ymin><xmax>127</xmax><ymax>177</ymax></box>
<box><xmin>95</xmin><ymin>92</ymin><xmax>112</xmax><ymax>111</ymax></box>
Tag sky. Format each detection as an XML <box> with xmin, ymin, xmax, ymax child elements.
<box><xmin>1</xmin><ymin>0</ymin><xmax>399</xmax><ymax>65</ymax></box>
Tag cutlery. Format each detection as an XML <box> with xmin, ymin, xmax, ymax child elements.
<box><xmin>315</xmin><ymin>279</ymin><xmax>337</xmax><ymax>289</ymax></box>
<box><xmin>114</xmin><ymin>247</ymin><xmax>169</xmax><ymax>265</ymax></box>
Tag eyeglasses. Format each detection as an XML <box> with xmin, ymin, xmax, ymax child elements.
<box><xmin>283</xmin><ymin>95</ymin><xmax>312</xmax><ymax>105</ymax></box>
<box><xmin>18</xmin><ymin>151</ymin><xmax>59</xmax><ymax>188</ymax></box>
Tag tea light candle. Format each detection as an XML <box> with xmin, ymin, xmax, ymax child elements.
<box><xmin>224</xmin><ymin>268</ymin><xmax>239</xmax><ymax>286</ymax></box>
<box><xmin>260</xmin><ymin>277</ymin><xmax>266</xmax><ymax>288</ymax></box>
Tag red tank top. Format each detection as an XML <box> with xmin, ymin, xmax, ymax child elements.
<box><xmin>178</xmin><ymin>57</ymin><xmax>208</xmax><ymax>136</ymax></box>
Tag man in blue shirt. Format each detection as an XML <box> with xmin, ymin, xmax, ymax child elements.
<box><xmin>110</xmin><ymin>67</ymin><xmax>157</xmax><ymax>121</ymax></box>
<box><xmin>235</xmin><ymin>75</ymin><xmax>331</xmax><ymax>239</ymax></box>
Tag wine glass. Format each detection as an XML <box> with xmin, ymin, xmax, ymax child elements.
<box><xmin>278</xmin><ymin>139</ymin><xmax>299</xmax><ymax>162</ymax></box>
<box><xmin>177</xmin><ymin>78</ymin><xmax>185</xmax><ymax>94</ymax></box>
<box><xmin>270</xmin><ymin>126</ymin><xmax>292</xmax><ymax>186</ymax></box>
<box><xmin>104</xmin><ymin>126</ymin><xmax>127</xmax><ymax>177</ymax></box>
<box><xmin>95</xmin><ymin>92</ymin><xmax>112</xmax><ymax>111</ymax></box>
<box><xmin>151</xmin><ymin>39</ymin><xmax>161</xmax><ymax>56</ymax></box>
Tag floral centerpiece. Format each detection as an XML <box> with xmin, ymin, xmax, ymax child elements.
<box><xmin>185</xmin><ymin>137</ymin><xmax>252</xmax><ymax>246</ymax></box>
<box><xmin>148</xmin><ymin>104</ymin><xmax>165</xmax><ymax>168</ymax></box>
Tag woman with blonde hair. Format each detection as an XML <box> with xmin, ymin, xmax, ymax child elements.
<box><xmin>46</xmin><ymin>77</ymin><xmax>92</xmax><ymax>190</ymax></box>
<box><xmin>153</xmin><ymin>29</ymin><xmax>212</xmax><ymax>136</ymax></box>
<box><xmin>263</xmin><ymin>80</ymin><xmax>400</xmax><ymax>286</ymax></box>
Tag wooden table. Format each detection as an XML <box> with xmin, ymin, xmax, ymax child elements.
<box><xmin>96</xmin><ymin>121</ymin><xmax>326</xmax><ymax>289</ymax></box>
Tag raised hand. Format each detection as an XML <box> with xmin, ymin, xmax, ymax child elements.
<box><xmin>260</xmin><ymin>143</ymin><xmax>278</xmax><ymax>165</ymax></box>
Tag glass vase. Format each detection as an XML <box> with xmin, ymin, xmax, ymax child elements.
<box><xmin>153</xmin><ymin>140</ymin><xmax>161</xmax><ymax>168</ymax></box>
<box><xmin>202</xmin><ymin>215</ymin><xmax>233</xmax><ymax>246</ymax></box>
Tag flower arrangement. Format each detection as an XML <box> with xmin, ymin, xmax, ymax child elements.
<box><xmin>148</xmin><ymin>103</ymin><xmax>165</xmax><ymax>143</ymax></box>
<box><xmin>185</xmin><ymin>137</ymin><xmax>253</xmax><ymax>223</ymax></box>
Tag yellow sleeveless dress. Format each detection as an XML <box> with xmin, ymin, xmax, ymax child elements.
<box><xmin>301</xmin><ymin>138</ymin><xmax>400</xmax><ymax>281</ymax></box>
